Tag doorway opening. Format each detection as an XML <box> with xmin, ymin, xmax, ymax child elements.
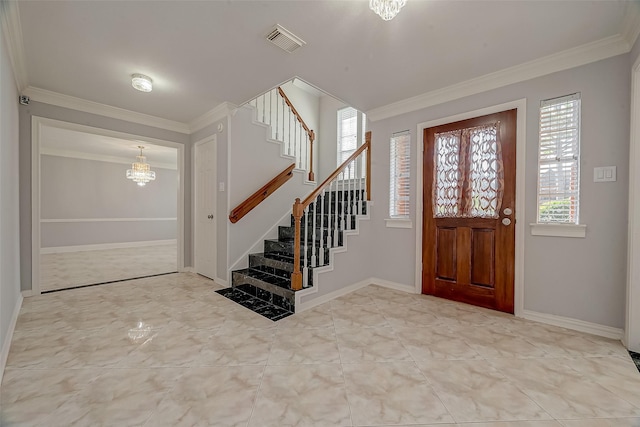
<box><xmin>32</xmin><ymin>117</ymin><xmax>184</xmax><ymax>294</ymax></box>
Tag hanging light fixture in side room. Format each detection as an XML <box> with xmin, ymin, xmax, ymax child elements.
<box><xmin>126</xmin><ymin>146</ymin><xmax>156</xmax><ymax>186</ymax></box>
<box><xmin>131</xmin><ymin>73</ymin><xmax>153</xmax><ymax>92</ymax></box>
<box><xmin>369</xmin><ymin>0</ymin><xmax>407</xmax><ymax>21</ymax></box>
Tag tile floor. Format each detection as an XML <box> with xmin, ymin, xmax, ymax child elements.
<box><xmin>2</xmin><ymin>272</ymin><xmax>640</xmax><ymax>426</ymax></box>
<box><xmin>40</xmin><ymin>243</ymin><xmax>177</xmax><ymax>292</ymax></box>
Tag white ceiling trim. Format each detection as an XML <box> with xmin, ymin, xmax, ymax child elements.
<box><xmin>189</xmin><ymin>101</ymin><xmax>237</xmax><ymax>133</ymax></box>
<box><xmin>22</xmin><ymin>86</ymin><xmax>191</xmax><ymax>134</ymax></box>
<box><xmin>40</xmin><ymin>147</ymin><xmax>177</xmax><ymax>170</ymax></box>
<box><xmin>622</xmin><ymin>1</ymin><xmax>640</xmax><ymax>49</ymax></box>
<box><xmin>367</xmin><ymin>34</ymin><xmax>632</xmax><ymax>122</ymax></box>
<box><xmin>0</xmin><ymin>0</ymin><xmax>28</xmax><ymax>91</ymax></box>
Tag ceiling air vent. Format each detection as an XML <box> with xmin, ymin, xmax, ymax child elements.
<box><xmin>266</xmin><ymin>24</ymin><xmax>306</xmax><ymax>53</ymax></box>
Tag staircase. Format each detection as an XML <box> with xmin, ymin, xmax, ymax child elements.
<box><xmin>218</xmin><ymin>188</ymin><xmax>368</xmax><ymax>320</ymax></box>
<box><xmin>218</xmin><ymin>83</ymin><xmax>371</xmax><ymax>319</ymax></box>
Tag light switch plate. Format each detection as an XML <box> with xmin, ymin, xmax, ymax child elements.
<box><xmin>218</xmin><ymin>182</ymin><xmax>225</xmax><ymax>192</ymax></box>
<box><xmin>594</xmin><ymin>166</ymin><xmax>617</xmax><ymax>182</ymax></box>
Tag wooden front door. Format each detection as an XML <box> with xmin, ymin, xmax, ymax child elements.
<box><xmin>422</xmin><ymin>109</ymin><xmax>516</xmax><ymax>313</ymax></box>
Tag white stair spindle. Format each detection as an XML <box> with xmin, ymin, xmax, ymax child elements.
<box><xmin>320</xmin><ymin>187</ymin><xmax>326</xmax><ymax>265</ymax></box>
<box><xmin>312</xmin><ymin>196</ymin><xmax>317</xmax><ymax>268</ymax></box>
<box><xmin>303</xmin><ymin>205</ymin><xmax>309</xmax><ymax>287</ymax></box>
<box><xmin>332</xmin><ymin>179</ymin><xmax>338</xmax><ymax>247</ymax></box>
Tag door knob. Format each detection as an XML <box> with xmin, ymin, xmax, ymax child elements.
<box><xmin>501</xmin><ymin>218</ymin><xmax>511</xmax><ymax>226</ymax></box>
<box><xmin>503</xmin><ymin>207</ymin><xmax>512</xmax><ymax>216</ymax></box>
<box><xmin>207</xmin><ymin>214</ymin><xmax>214</xmax><ymax>219</ymax></box>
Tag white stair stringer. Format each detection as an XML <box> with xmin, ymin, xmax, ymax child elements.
<box><xmin>294</xmin><ymin>202</ymin><xmax>373</xmax><ymax>312</ymax></box>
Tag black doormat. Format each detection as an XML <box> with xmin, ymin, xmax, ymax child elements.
<box><xmin>630</xmin><ymin>351</ymin><xmax>640</xmax><ymax>373</ymax></box>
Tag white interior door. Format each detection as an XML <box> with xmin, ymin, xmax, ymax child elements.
<box><xmin>195</xmin><ymin>137</ymin><xmax>217</xmax><ymax>280</ymax></box>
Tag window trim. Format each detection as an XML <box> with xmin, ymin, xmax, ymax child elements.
<box><xmin>389</xmin><ymin>130</ymin><xmax>411</xmax><ymax>219</ymax></box>
<box><xmin>533</xmin><ymin>93</ymin><xmax>585</xmax><ymax>237</ymax></box>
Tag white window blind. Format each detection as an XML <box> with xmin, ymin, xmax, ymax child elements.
<box><xmin>338</xmin><ymin>107</ymin><xmax>358</xmax><ymax>179</ymax></box>
<box><xmin>537</xmin><ymin>93</ymin><xmax>581</xmax><ymax>224</ymax></box>
<box><xmin>390</xmin><ymin>130</ymin><xmax>410</xmax><ymax>218</ymax></box>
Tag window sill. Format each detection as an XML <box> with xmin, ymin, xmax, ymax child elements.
<box><xmin>529</xmin><ymin>223</ymin><xmax>586</xmax><ymax>238</ymax></box>
<box><xmin>385</xmin><ymin>218</ymin><xmax>413</xmax><ymax>229</ymax></box>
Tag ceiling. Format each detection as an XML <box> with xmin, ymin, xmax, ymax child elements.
<box><xmin>40</xmin><ymin>125</ymin><xmax>178</xmax><ymax>169</ymax></box>
<box><xmin>8</xmin><ymin>1</ymin><xmax>640</xmax><ymax>125</ymax></box>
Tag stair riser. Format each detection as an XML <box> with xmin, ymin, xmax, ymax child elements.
<box><xmin>249</xmin><ymin>253</ymin><xmax>293</xmax><ymax>273</ymax></box>
<box><xmin>231</xmin><ymin>272</ymin><xmax>295</xmax><ymax>311</ymax></box>
<box><xmin>278</xmin><ymin>226</ymin><xmax>344</xmax><ymax>245</ymax></box>
<box><xmin>264</xmin><ymin>240</ymin><xmax>333</xmax><ymax>260</ymax></box>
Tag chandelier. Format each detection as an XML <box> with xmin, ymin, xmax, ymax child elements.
<box><xmin>369</xmin><ymin>0</ymin><xmax>407</xmax><ymax>20</ymax></box>
<box><xmin>126</xmin><ymin>146</ymin><xmax>156</xmax><ymax>187</ymax></box>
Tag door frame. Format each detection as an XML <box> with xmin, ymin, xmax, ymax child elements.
<box><xmin>31</xmin><ymin>116</ymin><xmax>185</xmax><ymax>295</ymax></box>
<box><xmin>625</xmin><ymin>56</ymin><xmax>640</xmax><ymax>353</ymax></box>
<box><xmin>414</xmin><ymin>99</ymin><xmax>527</xmax><ymax>317</ymax></box>
<box><xmin>192</xmin><ymin>135</ymin><xmax>218</xmax><ymax>282</ymax></box>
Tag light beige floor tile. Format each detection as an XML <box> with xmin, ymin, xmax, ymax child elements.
<box><xmin>277</xmin><ymin>306</ymin><xmax>334</xmax><ymax>329</ymax></box>
<box><xmin>332</xmin><ymin>304</ymin><xmax>388</xmax><ymax>328</ymax></box>
<box><xmin>488</xmin><ymin>358</ymin><xmax>640</xmax><ymax>419</ymax></box>
<box><xmin>393</xmin><ymin>326</ymin><xmax>483</xmax><ymax>360</ymax></box>
<box><xmin>249</xmin><ymin>363</ymin><xmax>352</xmax><ymax>427</ymax></box>
<box><xmin>55</xmin><ymin>367</ymin><xmax>184</xmax><ymax>426</ymax></box>
<box><xmin>5</xmin><ymin>276</ymin><xmax>640</xmax><ymax>427</ymax></box>
<box><xmin>378</xmin><ymin>302</ymin><xmax>442</xmax><ymax>327</ymax></box>
<box><xmin>417</xmin><ymin>359</ymin><xmax>552</xmax><ymax>423</ymax></box>
<box><xmin>458</xmin><ymin>422</ymin><xmax>563</xmax><ymax>427</ymax></box>
<box><xmin>336</xmin><ymin>326</ymin><xmax>412</xmax><ymax>362</ymax></box>
<box><xmin>559</xmin><ymin>418</ymin><xmax>640</xmax><ymax>426</ymax></box>
<box><xmin>343</xmin><ymin>361</ymin><xmax>454</xmax><ymax>426</ymax></box>
<box><xmin>198</xmin><ymin>328</ymin><xmax>275</xmax><ymax>365</ymax></box>
<box><xmin>452</xmin><ymin>324</ymin><xmax>550</xmax><ymax>359</ymax></box>
<box><xmin>0</xmin><ymin>368</ymin><xmax>101</xmax><ymax>425</ymax></box>
<box><xmin>269</xmin><ymin>327</ymin><xmax>340</xmax><ymax>364</ymax></box>
<box><xmin>40</xmin><ymin>243</ymin><xmax>177</xmax><ymax>292</ymax></box>
<box><xmin>144</xmin><ymin>365</ymin><xmax>264</xmax><ymax>427</ymax></box>
<box><xmin>561</xmin><ymin>356</ymin><xmax>640</xmax><ymax>407</ymax></box>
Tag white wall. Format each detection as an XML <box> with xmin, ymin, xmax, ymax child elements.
<box><xmin>227</xmin><ymin>105</ymin><xmax>315</xmax><ymax>278</ymax></box>
<box><xmin>367</xmin><ymin>54</ymin><xmax>631</xmax><ymax>329</ymax></box>
<box><xmin>40</xmin><ymin>155</ymin><xmax>177</xmax><ymax>247</ymax></box>
<box><xmin>0</xmin><ymin>22</ymin><xmax>22</xmax><ymax>379</ymax></box>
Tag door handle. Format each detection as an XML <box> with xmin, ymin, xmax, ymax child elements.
<box><xmin>207</xmin><ymin>214</ymin><xmax>214</xmax><ymax>219</ymax></box>
<box><xmin>501</xmin><ymin>218</ymin><xmax>511</xmax><ymax>226</ymax></box>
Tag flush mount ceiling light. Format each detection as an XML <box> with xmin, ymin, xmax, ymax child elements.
<box><xmin>369</xmin><ymin>0</ymin><xmax>407</xmax><ymax>20</ymax></box>
<box><xmin>126</xmin><ymin>146</ymin><xmax>156</xmax><ymax>186</ymax></box>
<box><xmin>131</xmin><ymin>73</ymin><xmax>153</xmax><ymax>92</ymax></box>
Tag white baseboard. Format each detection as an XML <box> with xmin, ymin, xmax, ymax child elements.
<box><xmin>1</xmin><ymin>294</ymin><xmax>23</xmax><ymax>385</ymax></box>
<box><xmin>371</xmin><ymin>277</ymin><xmax>417</xmax><ymax>294</ymax></box>
<box><xmin>296</xmin><ymin>277</ymin><xmax>374</xmax><ymax>313</ymax></box>
<box><xmin>215</xmin><ymin>277</ymin><xmax>229</xmax><ymax>287</ymax></box>
<box><xmin>41</xmin><ymin>239</ymin><xmax>177</xmax><ymax>254</ymax></box>
<box><xmin>522</xmin><ymin>309</ymin><xmax>624</xmax><ymax>340</ymax></box>
<box><xmin>180</xmin><ymin>266</ymin><xmax>195</xmax><ymax>273</ymax></box>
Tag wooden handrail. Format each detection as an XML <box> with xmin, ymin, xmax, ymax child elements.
<box><xmin>229</xmin><ymin>163</ymin><xmax>296</xmax><ymax>224</ymax></box>
<box><xmin>291</xmin><ymin>131</ymin><xmax>371</xmax><ymax>290</ymax></box>
<box><xmin>278</xmin><ymin>87</ymin><xmax>316</xmax><ymax>181</ymax></box>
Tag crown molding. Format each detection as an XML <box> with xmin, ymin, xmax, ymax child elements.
<box><xmin>189</xmin><ymin>102</ymin><xmax>237</xmax><ymax>133</ymax></box>
<box><xmin>0</xmin><ymin>0</ymin><xmax>28</xmax><ymax>91</ymax></box>
<box><xmin>22</xmin><ymin>86</ymin><xmax>191</xmax><ymax>134</ymax></box>
<box><xmin>367</xmin><ymin>34</ymin><xmax>631</xmax><ymax>122</ymax></box>
<box><xmin>621</xmin><ymin>1</ymin><xmax>640</xmax><ymax>50</ymax></box>
<box><xmin>40</xmin><ymin>147</ymin><xmax>177</xmax><ymax>170</ymax></box>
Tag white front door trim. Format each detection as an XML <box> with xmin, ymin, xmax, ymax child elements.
<box><xmin>625</xmin><ymin>56</ymin><xmax>640</xmax><ymax>353</ymax></box>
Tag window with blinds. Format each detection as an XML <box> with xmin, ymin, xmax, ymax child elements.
<box><xmin>338</xmin><ymin>107</ymin><xmax>358</xmax><ymax>179</ymax></box>
<box><xmin>390</xmin><ymin>131</ymin><xmax>410</xmax><ymax>218</ymax></box>
<box><xmin>537</xmin><ymin>93</ymin><xmax>581</xmax><ymax>224</ymax></box>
